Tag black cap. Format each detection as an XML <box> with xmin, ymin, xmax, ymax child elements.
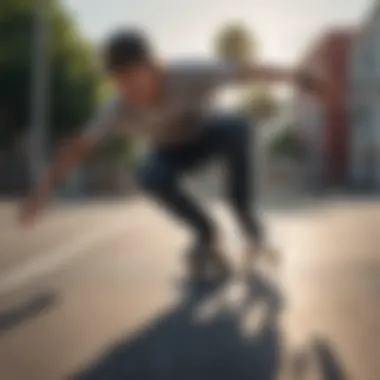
<box><xmin>103</xmin><ymin>28</ymin><xmax>151</xmax><ymax>72</ymax></box>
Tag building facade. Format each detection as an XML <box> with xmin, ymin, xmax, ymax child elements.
<box><xmin>297</xmin><ymin>29</ymin><xmax>354</xmax><ymax>186</ymax></box>
<box><xmin>349</xmin><ymin>1</ymin><xmax>380</xmax><ymax>189</ymax></box>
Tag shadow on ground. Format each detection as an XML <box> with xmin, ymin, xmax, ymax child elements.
<box><xmin>72</xmin><ymin>273</ymin><xmax>282</xmax><ymax>380</ymax></box>
<box><xmin>292</xmin><ymin>338</ymin><xmax>349</xmax><ymax>380</ymax></box>
<box><xmin>313</xmin><ymin>339</ymin><xmax>348</xmax><ymax>380</ymax></box>
<box><xmin>0</xmin><ymin>291</ymin><xmax>57</xmax><ymax>334</ymax></box>
<box><xmin>72</xmin><ymin>273</ymin><xmax>347</xmax><ymax>380</ymax></box>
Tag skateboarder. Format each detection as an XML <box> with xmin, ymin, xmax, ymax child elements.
<box><xmin>20</xmin><ymin>29</ymin><xmax>292</xmax><ymax>279</ymax></box>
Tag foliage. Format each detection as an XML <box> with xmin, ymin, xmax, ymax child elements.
<box><xmin>213</xmin><ymin>22</ymin><xmax>278</xmax><ymax>123</ymax></box>
<box><xmin>214</xmin><ymin>22</ymin><xmax>257</xmax><ymax>64</ymax></box>
<box><xmin>269</xmin><ymin>125</ymin><xmax>306</xmax><ymax>161</ymax></box>
<box><xmin>241</xmin><ymin>85</ymin><xmax>278</xmax><ymax>120</ymax></box>
<box><xmin>0</xmin><ymin>0</ymin><xmax>100</xmax><ymax>149</ymax></box>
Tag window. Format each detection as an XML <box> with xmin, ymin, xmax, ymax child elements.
<box><xmin>351</xmin><ymin>46</ymin><xmax>366</xmax><ymax>82</ymax></box>
<box><xmin>376</xmin><ymin>32</ymin><xmax>380</xmax><ymax>76</ymax></box>
<box><xmin>351</xmin><ymin>105</ymin><xmax>371</xmax><ymax>140</ymax></box>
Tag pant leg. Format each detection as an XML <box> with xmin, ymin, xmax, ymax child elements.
<box><xmin>137</xmin><ymin>148</ymin><xmax>216</xmax><ymax>244</ymax></box>
<box><xmin>201</xmin><ymin>115</ymin><xmax>262</xmax><ymax>241</ymax></box>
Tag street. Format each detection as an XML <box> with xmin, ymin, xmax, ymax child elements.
<box><xmin>0</xmin><ymin>196</ymin><xmax>379</xmax><ymax>380</ymax></box>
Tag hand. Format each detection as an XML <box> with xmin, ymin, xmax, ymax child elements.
<box><xmin>19</xmin><ymin>188</ymin><xmax>49</xmax><ymax>227</ymax></box>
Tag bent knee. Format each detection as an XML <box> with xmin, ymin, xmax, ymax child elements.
<box><xmin>216</xmin><ymin>115</ymin><xmax>251</xmax><ymax>141</ymax></box>
<box><xmin>137</xmin><ymin>160</ymin><xmax>174</xmax><ymax>193</ymax></box>
<box><xmin>232</xmin><ymin>116</ymin><xmax>251</xmax><ymax>140</ymax></box>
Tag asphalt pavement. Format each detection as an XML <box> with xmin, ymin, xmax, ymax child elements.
<box><xmin>0</xmin><ymin>196</ymin><xmax>379</xmax><ymax>380</ymax></box>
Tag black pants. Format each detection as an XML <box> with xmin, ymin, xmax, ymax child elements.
<box><xmin>137</xmin><ymin>115</ymin><xmax>262</xmax><ymax>244</ymax></box>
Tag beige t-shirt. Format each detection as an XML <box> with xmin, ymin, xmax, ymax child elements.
<box><xmin>84</xmin><ymin>61</ymin><xmax>238</xmax><ymax>148</ymax></box>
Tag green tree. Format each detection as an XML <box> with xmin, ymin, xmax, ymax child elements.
<box><xmin>214</xmin><ymin>22</ymin><xmax>257</xmax><ymax>64</ymax></box>
<box><xmin>241</xmin><ymin>85</ymin><xmax>278</xmax><ymax>121</ymax></box>
<box><xmin>269</xmin><ymin>125</ymin><xmax>306</xmax><ymax>161</ymax></box>
<box><xmin>0</xmin><ymin>0</ymin><xmax>100</xmax><ymax>149</ymax></box>
<box><xmin>213</xmin><ymin>23</ymin><xmax>281</xmax><ymax>122</ymax></box>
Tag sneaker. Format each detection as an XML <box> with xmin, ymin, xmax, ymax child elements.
<box><xmin>209</xmin><ymin>247</ymin><xmax>232</xmax><ymax>280</ymax></box>
<box><xmin>243</xmin><ymin>238</ymin><xmax>279</xmax><ymax>271</ymax></box>
<box><xmin>185</xmin><ymin>244</ymin><xmax>209</xmax><ymax>281</ymax></box>
<box><xmin>185</xmin><ymin>236</ymin><xmax>232</xmax><ymax>281</ymax></box>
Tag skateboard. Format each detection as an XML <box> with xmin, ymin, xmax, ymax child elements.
<box><xmin>184</xmin><ymin>243</ymin><xmax>280</xmax><ymax>283</ymax></box>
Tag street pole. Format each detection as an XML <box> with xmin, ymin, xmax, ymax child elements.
<box><xmin>30</xmin><ymin>0</ymin><xmax>50</xmax><ymax>185</ymax></box>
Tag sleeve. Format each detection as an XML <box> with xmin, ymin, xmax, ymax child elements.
<box><xmin>192</xmin><ymin>61</ymin><xmax>238</xmax><ymax>85</ymax></box>
<box><xmin>171</xmin><ymin>60</ymin><xmax>239</xmax><ymax>89</ymax></box>
<box><xmin>82</xmin><ymin>96</ymin><xmax>123</xmax><ymax>142</ymax></box>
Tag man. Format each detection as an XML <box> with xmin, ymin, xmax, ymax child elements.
<box><xmin>20</xmin><ymin>29</ymin><xmax>292</xmax><ymax>280</ymax></box>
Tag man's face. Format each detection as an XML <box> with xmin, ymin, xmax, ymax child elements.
<box><xmin>112</xmin><ymin>63</ymin><xmax>160</xmax><ymax>105</ymax></box>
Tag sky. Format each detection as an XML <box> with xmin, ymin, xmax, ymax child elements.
<box><xmin>64</xmin><ymin>0</ymin><xmax>373</xmax><ymax>65</ymax></box>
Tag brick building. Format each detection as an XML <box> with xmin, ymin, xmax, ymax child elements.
<box><xmin>297</xmin><ymin>29</ymin><xmax>355</xmax><ymax>186</ymax></box>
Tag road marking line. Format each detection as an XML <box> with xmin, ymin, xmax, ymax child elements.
<box><xmin>0</xmin><ymin>202</ymin><xmax>263</xmax><ymax>295</ymax></box>
<box><xmin>0</xmin><ymin>218</ymin><xmax>144</xmax><ymax>295</ymax></box>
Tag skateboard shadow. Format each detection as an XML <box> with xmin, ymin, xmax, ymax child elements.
<box><xmin>292</xmin><ymin>337</ymin><xmax>349</xmax><ymax>380</ymax></box>
<box><xmin>313</xmin><ymin>339</ymin><xmax>348</xmax><ymax>380</ymax></box>
<box><xmin>71</xmin><ymin>272</ymin><xmax>284</xmax><ymax>380</ymax></box>
<box><xmin>0</xmin><ymin>291</ymin><xmax>57</xmax><ymax>334</ymax></box>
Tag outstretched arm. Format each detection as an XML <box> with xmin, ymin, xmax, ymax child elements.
<box><xmin>182</xmin><ymin>60</ymin><xmax>296</xmax><ymax>93</ymax></box>
<box><xmin>19</xmin><ymin>97</ymin><xmax>121</xmax><ymax>225</ymax></box>
<box><xmin>235</xmin><ymin>63</ymin><xmax>295</xmax><ymax>83</ymax></box>
<box><xmin>19</xmin><ymin>134</ymin><xmax>97</xmax><ymax>225</ymax></box>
